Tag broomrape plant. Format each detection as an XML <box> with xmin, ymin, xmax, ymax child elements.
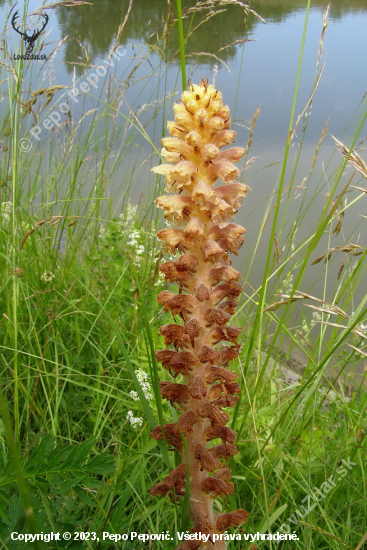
<box><xmin>150</xmin><ymin>79</ymin><xmax>249</xmax><ymax>549</ymax></box>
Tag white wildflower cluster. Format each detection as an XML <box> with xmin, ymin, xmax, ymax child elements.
<box><xmin>126</xmin><ymin>410</ymin><xmax>143</xmax><ymax>429</ymax></box>
<box><xmin>311</xmin><ymin>311</ymin><xmax>322</xmax><ymax>325</ymax></box>
<box><xmin>97</xmin><ymin>204</ymin><xmax>138</xmax><ymax>242</ymax></box>
<box><xmin>279</xmin><ymin>272</ymin><xmax>294</xmax><ymax>295</ymax></box>
<box><xmin>299</xmin><ymin>311</ymin><xmax>322</xmax><ymax>337</ymax></box>
<box><xmin>96</xmin><ymin>203</ymin><xmax>164</xmax><ymax>287</ymax></box>
<box><xmin>130</xmin><ymin>369</ymin><xmax>153</xmax><ymax>401</ymax></box>
<box><xmin>154</xmin><ymin>271</ymin><xmax>166</xmax><ymax>288</ymax></box>
<box><xmin>126</xmin><ymin>229</ymin><xmax>145</xmax><ymax>266</ymax></box>
<box><xmin>120</xmin><ymin>203</ymin><xmax>137</xmax><ymax>227</ymax></box>
<box><xmin>1</xmin><ymin>201</ymin><xmax>12</xmax><ymax>225</ymax></box>
<box><xmin>41</xmin><ymin>270</ymin><xmax>55</xmax><ymax>283</ymax></box>
<box><xmin>351</xmin><ymin>312</ymin><xmax>367</xmax><ymax>337</ymax></box>
<box><xmin>98</xmin><ymin>224</ymin><xmax>106</xmax><ymax>240</ymax></box>
<box><xmin>300</xmin><ymin>318</ymin><xmax>309</xmax><ymax>336</ymax></box>
<box><xmin>127</xmin><ymin>229</ymin><xmax>143</xmax><ymax>248</ymax></box>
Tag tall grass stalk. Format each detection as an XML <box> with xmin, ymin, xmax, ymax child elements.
<box><xmin>176</xmin><ymin>0</ymin><xmax>187</xmax><ymax>91</ymax></box>
<box><xmin>8</xmin><ymin>51</ymin><xmax>23</xmax><ymax>440</ymax></box>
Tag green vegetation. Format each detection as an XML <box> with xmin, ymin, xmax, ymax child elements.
<box><xmin>0</xmin><ymin>1</ymin><xmax>366</xmax><ymax>549</ymax></box>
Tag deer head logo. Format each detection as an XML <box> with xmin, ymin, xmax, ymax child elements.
<box><xmin>11</xmin><ymin>10</ymin><xmax>49</xmax><ymax>55</ymax></box>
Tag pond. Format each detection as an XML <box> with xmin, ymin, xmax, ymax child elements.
<box><xmin>1</xmin><ymin>0</ymin><xmax>367</xmax><ymax>381</ymax></box>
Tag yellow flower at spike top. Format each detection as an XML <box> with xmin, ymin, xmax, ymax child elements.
<box><xmin>151</xmin><ymin>79</ymin><xmax>249</xmax><ymax>549</ymax></box>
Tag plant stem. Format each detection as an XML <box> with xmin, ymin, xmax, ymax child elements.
<box><xmin>176</xmin><ymin>0</ymin><xmax>186</xmax><ymax>91</ymax></box>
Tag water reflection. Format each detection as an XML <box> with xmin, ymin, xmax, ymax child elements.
<box><xmin>251</xmin><ymin>0</ymin><xmax>367</xmax><ymax>21</ymax></box>
<box><xmin>53</xmin><ymin>0</ymin><xmax>367</xmax><ymax>72</ymax></box>
<box><xmin>56</xmin><ymin>0</ymin><xmax>257</xmax><ymax>71</ymax></box>
<box><xmin>2</xmin><ymin>1</ymin><xmax>366</xmax><ymax>69</ymax></box>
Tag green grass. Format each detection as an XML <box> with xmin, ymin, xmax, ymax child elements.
<box><xmin>0</xmin><ymin>1</ymin><xmax>366</xmax><ymax>549</ymax></box>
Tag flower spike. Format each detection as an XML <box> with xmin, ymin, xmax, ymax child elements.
<box><xmin>151</xmin><ymin>79</ymin><xmax>249</xmax><ymax>549</ymax></box>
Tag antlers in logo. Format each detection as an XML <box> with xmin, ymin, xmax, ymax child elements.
<box><xmin>11</xmin><ymin>10</ymin><xmax>49</xmax><ymax>55</ymax></box>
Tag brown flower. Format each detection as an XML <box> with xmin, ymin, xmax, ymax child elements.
<box><xmin>216</xmin><ymin>509</ymin><xmax>249</xmax><ymax>531</ymax></box>
<box><xmin>151</xmin><ymin>79</ymin><xmax>249</xmax><ymax>547</ymax></box>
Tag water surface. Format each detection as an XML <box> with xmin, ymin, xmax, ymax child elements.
<box><xmin>1</xmin><ymin>0</ymin><xmax>367</xmax><ymax>380</ymax></box>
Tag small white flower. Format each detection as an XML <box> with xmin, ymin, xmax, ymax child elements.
<box><xmin>154</xmin><ymin>272</ymin><xmax>165</xmax><ymax>288</ymax></box>
<box><xmin>41</xmin><ymin>270</ymin><xmax>55</xmax><ymax>283</ymax></box>
<box><xmin>1</xmin><ymin>201</ymin><xmax>12</xmax><ymax>225</ymax></box>
<box><xmin>120</xmin><ymin>204</ymin><xmax>138</xmax><ymax>227</ymax></box>
<box><xmin>136</xmin><ymin>369</ymin><xmax>148</xmax><ymax>383</ymax></box>
<box><xmin>98</xmin><ymin>225</ymin><xmax>106</xmax><ymax>239</ymax></box>
<box><xmin>141</xmin><ymin>381</ymin><xmax>150</xmax><ymax>393</ymax></box>
<box><xmin>133</xmin><ymin>369</ymin><xmax>153</xmax><ymax>401</ymax></box>
<box><xmin>127</xmin><ymin>230</ymin><xmax>141</xmax><ymax>247</ymax></box>
<box><xmin>279</xmin><ymin>272</ymin><xmax>293</xmax><ymax>295</ymax></box>
<box><xmin>140</xmin><ymin>382</ymin><xmax>153</xmax><ymax>401</ymax></box>
<box><xmin>310</xmin><ymin>311</ymin><xmax>322</xmax><ymax>328</ymax></box>
<box><xmin>126</xmin><ymin>410</ymin><xmax>143</xmax><ymax>428</ymax></box>
<box><xmin>130</xmin><ymin>390</ymin><xmax>139</xmax><ymax>401</ymax></box>
<box><xmin>300</xmin><ymin>319</ymin><xmax>309</xmax><ymax>335</ymax></box>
